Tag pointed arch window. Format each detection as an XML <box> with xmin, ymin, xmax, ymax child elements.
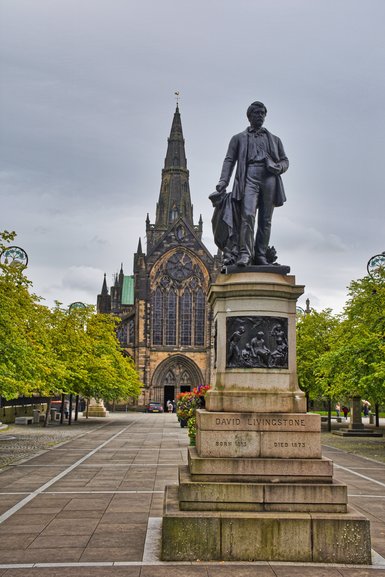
<box><xmin>166</xmin><ymin>289</ymin><xmax>177</xmax><ymax>345</ymax></box>
<box><xmin>180</xmin><ymin>371</ymin><xmax>192</xmax><ymax>386</ymax></box>
<box><xmin>194</xmin><ymin>288</ymin><xmax>205</xmax><ymax>346</ymax></box>
<box><xmin>180</xmin><ymin>288</ymin><xmax>192</xmax><ymax>345</ymax></box>
<box><xmin>152</xmin><ymin>288</ymin><xmax>163</xmax><ymax>345</ymax></box>
<box><xmin>152</xmin><ymin>262</ymin><xmax>207</xmax><ymax>347</ymax></box>
<box><xmin>165</xmin><ymin>370</ymin><xmax>176</xmax><ymax>385</ymax></box>
<box><xmin>170</xmin><ymin>205</ymin><xmax>178</xmax><ymax>222</ymax></box>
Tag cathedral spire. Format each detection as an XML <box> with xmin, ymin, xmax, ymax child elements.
<box><xmin>101</xmin><ymin>273</ymin><xmax>108</xmax><ymax>295</ymax></box>
<box><xmin>97</xmin><ymin>273</ymin><xmax>111</xmax><ymax>314</ymax></box>
<box><xmin>154</xmin><ymin>104</ymin><xmax>194</xmax><ymax>232</ymax></box>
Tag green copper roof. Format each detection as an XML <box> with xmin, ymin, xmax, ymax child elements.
<box><xmin>121</xmin><ymin>275</ymin><xmax>134</xmax><ymax>305</ymax></box>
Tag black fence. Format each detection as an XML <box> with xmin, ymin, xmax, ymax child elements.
<box><xmin>0</xmin><ymin>396</ymin><xmax>51</xmax><ymax>408</ymax></box>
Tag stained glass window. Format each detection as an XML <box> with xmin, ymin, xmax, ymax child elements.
<box><xmin>128</xmin><ymin>319</ymin><xmax>135</xmax><ymax>344</ymax></box>
<box><xmin>166</xmin><ymin>289</ymin><xmax>177</xmax><ymax>345</ymax></box>
<box><xmin>153</xmin><ymin>288</ymin><xmax>163</xmax><ymax>345</ymax></box>
<box><xmin>117</xmin><ymin>323</ymin><xmax>128</xmax><ymax>346</ymax></box>
<box><xmin>194</xmin><ymin>288</ymin><xmax>205</xmax><ymax>345</ymax></box>
<box><xmin>180</xmin><ymin>289</ymin><xmax>192</xmax><ymax>345</ymax></box>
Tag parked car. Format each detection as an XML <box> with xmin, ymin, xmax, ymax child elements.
<box><xmin>146</xmin><ymin>402</ymin><xmax>164</xmax><ymax>413</ymax></box>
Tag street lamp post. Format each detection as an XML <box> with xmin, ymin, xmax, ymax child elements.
<box><xmin>0</xmin><ymin>246</ymin><xmax>28</xmax><ymax>418</ymax></box>
<box><xmin>367</xmin><ymin>251</ymin><xmax>385</xmax><ymax>428</ymax></box>
<box><xmin>0</xmin><ymin>246</ymin><xmax>28</xmax><ymax>269</ymax></box>
<box><xmin>367</xmin><ymin>251</ymin><xmax>385</xmax><ymax>279</ymax></box>
<box><xmin>68</xmin><ymin>302</ymin><xmax>87</xmax><ymax>425</ymax></box>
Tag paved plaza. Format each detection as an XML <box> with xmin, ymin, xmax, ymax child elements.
<box><xmin>0</xmin><ymin>412</ymin><xmax>384</xmax><ymax>576</ymax></box>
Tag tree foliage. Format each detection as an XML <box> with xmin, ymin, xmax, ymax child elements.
<box><xmin>297</xmin><ymin>271</ymin><xmax>385</xmax><ymax>406</ymax></box>
<box><xmin>317</xmin><ymin>272</ymin><xmax>385</xmax><ymax>403</ymax></box>
<box><xmin>296</xmin><ymin>308</ymin><xmax>339</xmax><ymax>399</ymax></box>
<box><xmin>0</xmin><ymin>231</ymin><xmax>58</xmax><ymax>398</ymax></box>
<box><xmin>0</xmin><ymin>231</ymin><xmax>143</xmax><ymax>404</ymax></box>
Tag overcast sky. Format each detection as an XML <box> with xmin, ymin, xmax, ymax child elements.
<box><xmin>1</xmin><ymin>0</ymin><xmax>385</xmax><ymax>313</ymax></box>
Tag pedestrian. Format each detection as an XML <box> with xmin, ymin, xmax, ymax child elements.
<box><xmin>167</xmin><ymin>400</ymin><xmax>173</xmax><ymax>413</ymax></box>
<box><xmin>335</xmin><ymin>402</ymin><xmax>341</xmax><ymax>417</ymax></box>
<box><xmin>342</xmin><ymin>406</ymin><xmax>349</xmax><ymax>420</ymax></box>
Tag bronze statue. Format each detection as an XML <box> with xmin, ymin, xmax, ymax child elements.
<box><xmin>210</xmin><ymin>101</ymin><xmax>289</xmax><ymax>267</ymax></box>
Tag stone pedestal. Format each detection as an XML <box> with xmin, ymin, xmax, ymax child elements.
<box><xmin>161</xmin><ymin>272</ymin><xmax>372</xmax><ymax>564</ymax></box>
<box><xmin>86</xmin><ymin>398</ymin><xmax>109</xmax><ymax>417</ymax></box>
<box><xmin>333</xmin><ymin>396</ymin><xmax>383</xmax><ymax>437</ymax></box>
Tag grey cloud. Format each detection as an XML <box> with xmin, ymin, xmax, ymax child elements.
<box><xmin>1</xmin><ymin>0</ymin><xmax>385</xmax><ymax>312</ymax></box>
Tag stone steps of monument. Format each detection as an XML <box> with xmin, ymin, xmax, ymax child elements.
<box><xmin>161</xmin><ymin>484</ymin><xmax>371</xmax><ymax>563</ymax></box>
<box><xmin>188</xmin><ymin>447</ymin><xmax>334</xmax><ymax>484</ymax></box>
<box><xmin>178</xmin><ymin>465</ymin><xmax>347</xmax><ymax>513</ymax></box>
<box><xmin>86</xmin><ymin>409</ymin><xmax>109</xmax><ymax>417</ymax></box>
<box><xmin>333</xmin><ymin>429</ymin><xmax>383</xmax><ymax>437</ymax></box>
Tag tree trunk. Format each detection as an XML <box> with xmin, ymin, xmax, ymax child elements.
<box><xmin>85</xmin><ymin>398</ymin><xmax>89</xmax><ymax>419</ymax></box>
<box><xmin>68</xmin><ymin>393</ymin><xmax>73</xmax><ymax>425</ymax></box>
<box><xmin>375</xmin><ymin>403</ymin><xmax>380</xmax><ymax>428</ymax></box>
<box><xmin>327</xmin><ymin>397</ymin><xmax>332</xmax><ymax>432</ymax></box>
<box><xmin>44</xmin><ymin>398</ymin><xmax>52</xmax><ymax>427</ymax></box>
<box><xmin>75</xmin><ymin>395</ymin><xmax>79</xmax><ymax>422</ymax></box>
<box><xmin>60</xmin><ymin>393</ymin><xmax>65</xmax><ymax>424</ymax></box>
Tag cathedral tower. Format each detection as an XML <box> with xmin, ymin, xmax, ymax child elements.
<box><xmin>97</xmin><ymin>104</ymin><xmax>221</xmax><ymax>407</ymax></box>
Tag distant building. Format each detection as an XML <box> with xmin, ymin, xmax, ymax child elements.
<box><xmin>97</xmin><ymin>105</ymin><xmax>221</xmax><ymax>407</ymax></box>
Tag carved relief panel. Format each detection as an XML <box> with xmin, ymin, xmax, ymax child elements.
<box><xmin>226</xmin><ymin>316</ymin><xmax>288</xmax><ymax>369</ymax></box>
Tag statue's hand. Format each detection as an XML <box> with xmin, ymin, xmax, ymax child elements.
<box><xmin>266</xmin><ymin>159</ymin><xmax>281</xmax><ymax>175</ymax></box>
<box><xmin>216</xmin><ymin>182</ymin><xmax>227</xmax><ymax>193</ymax></box>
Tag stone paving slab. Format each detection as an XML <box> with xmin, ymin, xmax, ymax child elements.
<box><xmin>0</xmin><ymin>413</ymin><xmax>384</xmax><ymax>576</ymax></box>
<box><xmin>0</xmin><ymin>568</ymin><xmax>141</xmax><ymax>577</ymax></box>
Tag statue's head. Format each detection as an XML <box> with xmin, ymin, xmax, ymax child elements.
<box><xmin>247</xmin><ymin>101</ymin><xmax>267</xmax><ymax>129</ymax></box>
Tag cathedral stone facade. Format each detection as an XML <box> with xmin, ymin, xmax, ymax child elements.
<box><xmin>97</xmin><ymin>105</ymin><xmax>221</xmax><ymax>408</ymax></box>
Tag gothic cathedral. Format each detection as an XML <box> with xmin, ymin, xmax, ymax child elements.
<box><xmin>97</xmin><ymin>105</ymin><xmax>221</xmax><ymax>408</ymax></box>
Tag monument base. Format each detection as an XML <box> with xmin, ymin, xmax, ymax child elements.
<box><xmin>333</xmin><ymin>429</ymin><xmax>383</xmax><ymax>437</ymax></box>
<box><xmin>86</xmin><ymin>398</ymin><xmax>109</xmax><ymax>417</ymax></box>
<box><xmin>205</xmin><ymin>390</ymin><xmax>307</xmax><ymax>413</ymax></box>
<box><xmin>225</xmin><ymin>263</ymin><xmax>291</xmax><ymax>275</ymax></box>
<box><xmin>161</xmin><ymin>271</ymin><xmax>372</xmax><ymax>564</ymax></box>
<box><xmin>162</xmin><ymin>485</ymin><xmax>371</xmax><ymax>563</ymax></box>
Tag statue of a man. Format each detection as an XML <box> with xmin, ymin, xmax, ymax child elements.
<box><xmin>214</xmin><ymin>101</ymin><xmax>289</xmax><ymax>267</ymax></box>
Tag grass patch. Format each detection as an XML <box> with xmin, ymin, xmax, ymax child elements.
<box><xmin>322</xmin><ymin>431</ymin><xmax>385</xmax><ymax>463</ymax></box>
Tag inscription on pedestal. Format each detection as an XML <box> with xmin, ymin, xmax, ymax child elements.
<box><xmin>196</xmin><ymin>412</ymin><xmax>321</xmax><ymax>459</ymax></box>
<box><xmin>226</xmin><ymin>316</ymin><xmax>288</xmax><ymax>369</ymax></box>
<box><xmin>196</xmin><ymin>430</ymin><xmax>321</xmax><ymax>459</ymax></box>
<box><xmin>197</xmin><ymin>411</ymin><xmax>320</xmax><ymax>433</ymax></box>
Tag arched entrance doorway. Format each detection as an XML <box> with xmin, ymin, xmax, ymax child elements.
<box><xmin>151</xmin><ymin>355</ymin><xmax>204</xmax><ymax>410</ymax></box>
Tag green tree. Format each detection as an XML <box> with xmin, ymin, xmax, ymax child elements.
<box><xmin>296</xmin><ymin>308</ymin><xmax>339</xmax><ymax>402</ymax></box>
<box><xmin>82</xmin><ymin>313</ymin><xmax>142</xmax><ymax>403</ymax></box>
<box><xmin>318</xmin><ymin>272</ymin><xmax>385</xmax><ymax>405</ymax></box>
<box><xmin>0</xmin><ymin>231</ymin><xmax>142</xmax><ymax>414</ymax></box>
<box><xmin>0</xmin><ymin>231</ymin><xmax>59</xmax><ymax>399</ymax></box>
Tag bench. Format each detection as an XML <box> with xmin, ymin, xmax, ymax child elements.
<box><xmin>321</xmin><ymin>416</ymin><xmax>342</xmax><ymax>423</ymax></box>
<box><xmin>14</xmin><ymin>416</ymin><xmax>33</xmax><ymax>425</ymax></box>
